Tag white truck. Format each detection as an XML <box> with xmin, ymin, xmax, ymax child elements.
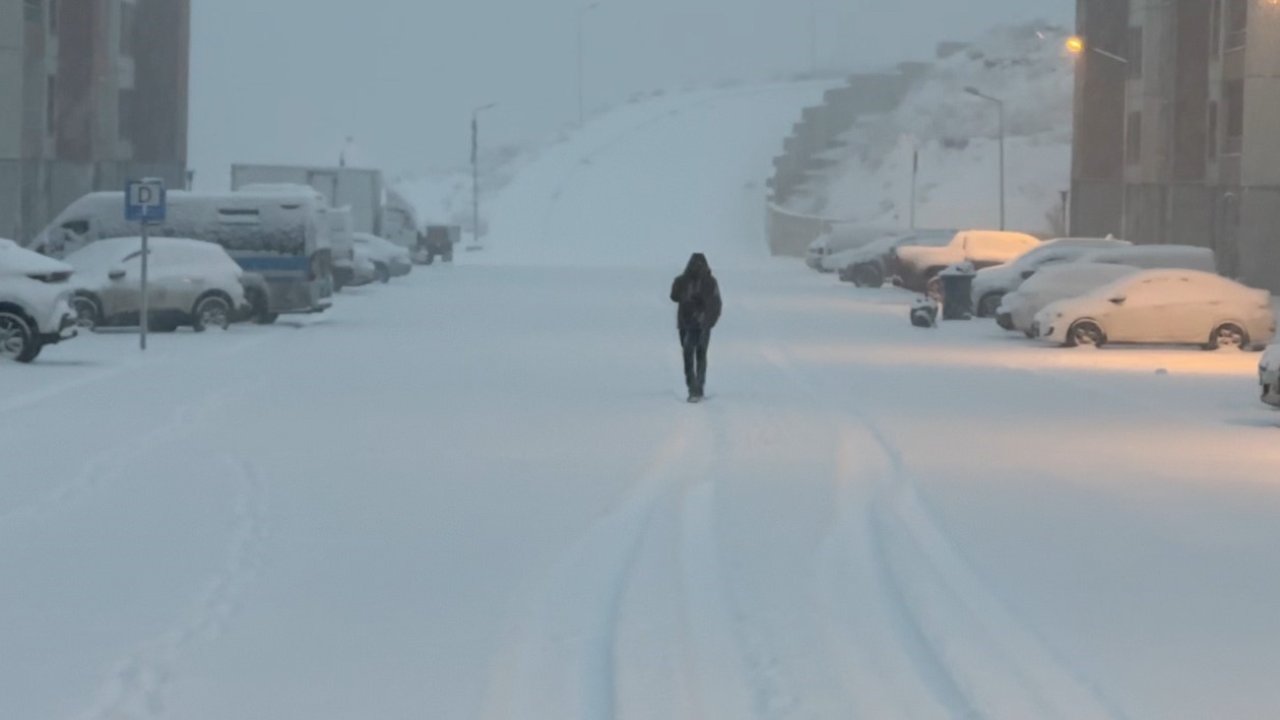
<box><xmin>893</xmin><ymin>230</ymin><xmax>1042</xmax><ymax>292</ymax></box>
<box><xmin>230</xmin><ymin>164</ymin><xmax>418</xmax><ymax>250</ymax></box>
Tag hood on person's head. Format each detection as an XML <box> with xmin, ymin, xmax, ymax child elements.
<box><xmin>685</xmin><ymin>253</ymin><xmax>710</xmax><ymax>277</ymax></box>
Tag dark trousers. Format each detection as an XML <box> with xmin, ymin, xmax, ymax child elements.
<box><xmin>680</xmin><ymin>327</ymin><xmax>710</xmax><ymax>394</ymax></box>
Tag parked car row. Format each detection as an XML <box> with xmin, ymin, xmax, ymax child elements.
<box><xmin>813</xmin><ymin>227</ymin><xmax>1280</xmax><ymax>410</ymax></box>
<box><xmin>1</xmin><ymin>186</ymin><xmax>431</xmax><ymax>364</ymax></box>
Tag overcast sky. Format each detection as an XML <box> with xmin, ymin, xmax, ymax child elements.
<box><xmin>189</xmin><ymin>0</ymin><xmax>1071</xmax><ymax>189</ymax></box>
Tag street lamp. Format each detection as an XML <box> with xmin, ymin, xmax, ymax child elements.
<box><xmin>1066</xmin><ymin>36</ymin><xmax>1130</xmax><ymax>237</ymax></box>
<box><xmin>577</xmin><ymin>2</ymin><xmax>600</xmax><ymax>125</ymax></box>
<box><xmin>471</xmin><ymin>102</ymin><xmax>498</xmax><ymax>249</ymax></box>
<box><xmin>808</xmin><ymin>0</ymin><xmax>818</xmax><ymax>75</ymax></box>
<box><xmin>965</xmin><ymin>86</ymin><xmax>1006</xmax><ymax>231</ymax></box>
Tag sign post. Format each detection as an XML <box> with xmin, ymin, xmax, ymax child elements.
<box><xmin>125</xmin><ymin>178</ymin><xmax>167</xmax><ymax>351</ymax></box>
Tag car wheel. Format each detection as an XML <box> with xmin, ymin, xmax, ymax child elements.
<box><xmin>192</xmin><ymin>295</ymin><xmax>232</xmax><ymax>333</ymax></box>
<box><xmin>424</xmin><ymin>251</ymin><xmax>436</xmax><ymax>266</ymax></box>
<box><xmin>375</xmin><ymin>263</ymin><xmax>391</xmax><ymax>284</ymax></box>
<box><xmin>0</xmin><ymin>312</ymin><xmax>41</xmax><ymax>363</ymax></box>
<box><xmin>851</xmin><ymin>264</ymin><xmax>883</xmax><ymax>288</ymax></box>
<box><xmin>1065</xmin><ymin>320</ymin><xmax>1106</xmax><ymax>348</ymax></box>
<box><xmin>1206</xmin><ymin>323</ymin><xmax>1248</xmax><ymax>351</ymax></box>
<box><xmin>71</xmin><ymin>294</ymin><xmax>102</xmax><ymax>331</ymax></box>
<box><xmin>977</xmin><ymin>293</ymin><xmax>1004</xmax><ymax>318</ymax></box>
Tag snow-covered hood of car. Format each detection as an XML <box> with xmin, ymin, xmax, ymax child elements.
<box><xmin>0</xmin><ymin>239</ymin><xmax>73</xmax><ymax>277</ymax></box>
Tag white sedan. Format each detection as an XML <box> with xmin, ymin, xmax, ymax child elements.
<box><xmin>970</xmin><ymin>237</ymin><xmax>1129</xmax><ymax>317</ymax></box>
<box><xmin>1262</xmin><ymin>344</ymin><xmax>1280</xmax><ymax>408</ymax></box>
<box><xmin>999</xmin><ymin>263</ymin><xmax>1140</xmax><ymax>336</ymax></box>
<box><xmin>353</xmin><ymin>233</ymin><xmax>413</xmax><ymax>282</ymax></box>
<box><xmin>1034</xmin><ymin>269</ymin><xmax>1275</xmax><ymax>350</ymax></box>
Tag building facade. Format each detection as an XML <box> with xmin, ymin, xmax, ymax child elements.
<box><xmin>1072</xmin><ymin>0</ymin><xmax>1280</xmax><ymax>291</ymax></box>
<box><xmin>0</xmin><ymin>0</ymin><xmax>190</xmax><ymax>243</ymax></box>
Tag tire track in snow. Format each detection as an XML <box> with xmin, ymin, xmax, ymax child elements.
<box><xmin>757</xmin><ymin>340</ymin><xmax>1123</xmax><ymax>720</ymax></box>
<box><xmin>75</xmin><ymin>455</ymin><xmax>270</xmax><ymax>720</ymax></box>
<box><xmin>479</xmin><ymin>414</ymin><xmax>701</xmax><ymax>720</ymax></box>
<box><xmin>611</xmin><ymin>403</ymin><xmax>762</xmax><ymax>720</ymax></box>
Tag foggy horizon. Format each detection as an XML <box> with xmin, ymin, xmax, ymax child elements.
<box><xmin>189</xmin><ymin>0</ymin><xmax>1071</xmax><ymax>188</ymax></box>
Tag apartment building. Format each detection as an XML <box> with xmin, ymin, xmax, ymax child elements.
<box><xmin>1071</xmin><ymin>0</ymin><xmax>1280</xmax><ymax>291</ymax></box>
<box><xmin>0</xmin><ymin>0</ymin><xmax>190</xmax><ymax>242</ymax></box>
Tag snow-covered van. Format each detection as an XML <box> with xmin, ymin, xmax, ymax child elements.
<box><xmin>0</xmin><ymin>239</ymin><xmax>77</xmax><ymax>362</ymax></box>
<box><xmin>29</xmin><ymin>191</ymin><xmax>333</xmax><ymax>321</ymax></box>
<box><xmin>894</xmin><ymin>230</ymin><xmax>1041</xmax><ymax>292</ymax></box>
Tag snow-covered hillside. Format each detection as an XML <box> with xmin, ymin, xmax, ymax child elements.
<box><xmin>479</xmin><ymin>83</ymin><xmax>834</xmax><ymax>265</ymax></box>
<box><xmin>785</xmin><ymin>24</ymin><xmax>1074</xmax><ymax>234</ymax></box>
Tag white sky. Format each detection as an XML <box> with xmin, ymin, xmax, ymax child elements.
<box><xmin>188</xmin><ymin>0</ymin><xmax>1071</xmax><ymax>189</ymax></box>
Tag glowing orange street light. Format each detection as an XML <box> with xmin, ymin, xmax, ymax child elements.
<box><xmin>1066</xmin><ymin>35</ymin><xmax>1085</xmax><ymax>55</ymax></box>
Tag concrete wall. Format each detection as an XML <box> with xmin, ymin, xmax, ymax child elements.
<box><xmin>765</xmin><ymin>66</ymin><xmax>924</xmax><ymax>256</ymax></box>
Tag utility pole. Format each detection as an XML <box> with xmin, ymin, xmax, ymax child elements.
<box><xmin>809</xmin><ymin>0</ymin><xmax>818</xmax><ymax>75</ymax></box>
<box><xmin>965</xmin><ymin>87</ymin><xmax>1006</xmax><ymax>230</ymax></box>
<box><xmin>577</xmin><ymin>3</ymin><xmax>600</xmax><ymax>125</ymax></box>
<box><xmin>471</xmin><ymin>103</ymin><xmax>498</xmax><ymax>249</ymax></box>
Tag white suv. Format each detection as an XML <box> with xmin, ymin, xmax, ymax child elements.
<box><xmin>0</xmin><ymin>239</ymin><xmax>78</xmax><ymax>363</ymax></box>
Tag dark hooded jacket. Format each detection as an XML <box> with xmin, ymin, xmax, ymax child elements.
<box><xmin>671</xmin><ymin>253</ymin><xmax>722</xmax><ymax>331</ymax></box>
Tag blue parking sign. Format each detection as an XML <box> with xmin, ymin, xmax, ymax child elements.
<box><xmin>125</xmin><ymin>178</ymin><xmax>167</xmax><ymax>223</ymax></box>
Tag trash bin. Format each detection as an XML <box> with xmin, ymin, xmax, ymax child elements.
<box><xmin>938</xmin><ymin>262</ymin><xmax>976</xmax><ymax>321</ymax></box>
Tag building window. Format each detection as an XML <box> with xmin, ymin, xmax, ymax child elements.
<box><xmin>118</xmin><ymin>89</ymin><xmax>135</xmax><ymax>139</ymax></box>
<box><xmin>1224</xmin><ymin>80</ymin><xmax>1244</xmax><ymax>153</ymax></box>
<box><xmin>1225</xmin><ymin>0</ymin><xmax>1247</xmax><ymax>50</ymax></box>
<box><xmin>23</xmin><ymin>0</ymin><xmax>41</xmax><ymax>23</ymax></box>
<box><xmin>120</xmin><ymin>1</ymin><xmax>137</xmax><ymax>57</ymax></box>
<box><xmin>1127</xmin><ymin>111</ymin><xmax>1142</xmax><ymax>165</ymax></box>
<box><xmin>46</xmin><ymin>75</ymin><xmax>56</xmax><ymax>136</ymax></box>
<box><xmin>1209</xmin><ymin>0</ymin><xmax>1221</xmax><ymax>56</ymax></box>
<box><xmin>1127</xmin><ymin>27</ymin><xmax>1144</xmax><ymax>79</ymax></box>
<box><xmin>1207</xmin><ymin>101</ymin><xmax>1219</xmax><ymax>160</ymax></box>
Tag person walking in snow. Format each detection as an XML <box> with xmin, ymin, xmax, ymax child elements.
<box><xmin>671</xmin><ymin>253</ymin><xmax>722</xmax><ymax>402</ymax></box>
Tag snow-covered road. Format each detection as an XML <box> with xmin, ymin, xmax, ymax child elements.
<box><xmin>4</xmin><ymin>84</ymin><xmax>1280</xmax><ymax>720</ymax></box>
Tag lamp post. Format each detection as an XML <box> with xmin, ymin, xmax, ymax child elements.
<box><xmin>1067</xmin><ymin>36</ymin><xmax>1130</xmax><ymax>238</ymax></box>
<box><xmin>964</xmin><ymin>86</ymin><xmax>1006</xmax><ymax>230</ymax></box>
<box><xmin>808</xmin><ymin>0</ymin><xmax>818</xmax><ymax>75</ymax></box>
<box><xmin>471</xmin><ymin>102</ymin><xmax>498</xmax><ymax>249</ymax></box>
<box><xmin>577</xmin><ymin>2</ymin><xmax>600</xmax><ymax>125</ymax></box>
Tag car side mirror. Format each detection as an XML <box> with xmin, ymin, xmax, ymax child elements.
<box><xmin>109</xmin><ymin>268</ymin><xmax>126</xmax><ymax>281</ymax></box>
<box><xmin>1109</xmin><ymin>296</ymin><xmax>1126</xmax><ymax>305</ymax></box>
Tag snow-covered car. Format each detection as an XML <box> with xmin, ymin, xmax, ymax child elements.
<box><xmin>830</xmin><ymin>230</ymin><xmax>956</xmax><ymax>286</ymax></box>
<box><xmin>1261</xmin><ymin>344</ymin><xmax>1280</xmax><ymax>408</ymax></box>
<box><xmin>805</xmin><ymin>225</ymin><xmax>899</xmax><ymax>272</ymax></box>
<box><xmin>970</xmin><ymin>237</ymin><xmax>1130</xmax><ymax>318</ymax></box>
<box><xmin>64</xmin><ymin>237</ymin><xmax>248</xmax><ymax>333</ymax></box>
<box><xmin>998</xmin><ymin>262</ymin><xmax>1140</xmax><ymax>336</ymax></box>
<box><xmin>353</xmin><ymin>233</ymin><xmax>413</xmax><ymax>282</ymax></box>
<box><xmin>1033</xmin><ymin>269</ymin><xmax>1275</xmax><ymax>350</ymax></box>
<box><xmin>894</xmin><ymin>230</ymin><xmax>1041</xmax><ymax>292</ymax></box>
<box><xmin>1076</xmin><ymin>244</ymin><xmax>1216</xmax><ymax>273</ymax></box>
<box><xmin>0</xmin><ymin>238</ymin><xmax>78</xmax><ymax>363</ymax></box>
